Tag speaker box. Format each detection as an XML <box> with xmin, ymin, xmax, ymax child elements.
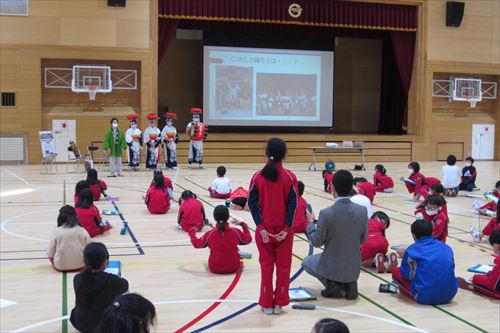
<box><xmin>446</xmin><ymin>1</ymin><xmax>464</xmax><ymax>27</ymax></box>
<box><xmin>108</xmin><ymin>0</ymin><xmax>126</xmax><ymax>7</ymax></box>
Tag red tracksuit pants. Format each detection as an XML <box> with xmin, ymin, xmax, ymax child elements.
<box><xmin>256</xmin><ymin>226</ymin><xmax>294</xmax><ymax>308</ymax></box>
<box><xmin>405</xmin><ymin>183</ymin><xmax>431</xmax><ymax>199</ymax></box>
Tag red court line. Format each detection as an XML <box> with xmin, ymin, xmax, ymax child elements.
<box><xmin>174</xmin><ymin>263</ymin><xmax>244</xmax><ymax>333</ymax></box>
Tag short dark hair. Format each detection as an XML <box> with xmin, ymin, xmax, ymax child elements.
<box><xmin>408</xmin><ymin>162</ymin><xmax>420</xmax><ymax>173</ymax></box>
<box><xmin>425</xmin><ymin>195</ymin><xmax>443</xmax><ymax>207</ymax></box>
<box><xmin>495</xmin><ymin>180</ymin><xmax>500</xmax><ymax>189</ymax></box>
<box><xmin>332</xmin><ymin>170</ymin><xmax>353</xmax><ymax>197</ymax></box>
<box><xmin>371</xmin><ymin>211</ymin><xmax>390</xmax><ymax>229</ymax></box>
<box><xmin>465</xmin><ymin>156</ymin><xmax>474</xmax><ymax>163</ymax></box>
<box><xmin>411</xmin><ymin>219</ymin><xmax>433</xmax><ymax>239</ymax></box>
<box><xmin>110</xmin><ymin>117</ymin><xmax>118</xmax><ymax>124</ymax></box>
<box><xmin>353</xmin><ymin>177</ymin><xmax>368</xmax><ymax>185</ymax></box>
<box><xmin>297</xmin><ymin>181</ymin><xmax>305</xmax><ymax>196</ymax></box>
<box><xmin>217</xmin><ymin>166</ymin><xmax>226</xmax><ymax>177</ymax></box>
<box><xmin>431</xmin><ymin>183</ymin><xmax>445</xmax><ymax>195</ymax></box>
<box><xmin>446</xmin><ymin>154</ymin><xmax>457</xmax><ymax>166</ymax></box>
<box><xmin>313</xmin><ymin>318</ymin><xmax>350</xmax><ymax>333</ymax></box>
<box><xmin>231</xmin><ymin>197</ymin><xmax>247</xmax><ymax>207</ymax></box>
<box><xmin>489</xmin><ymin>230</ymin><xmax>500</xmax><ymax>246</ymax></box>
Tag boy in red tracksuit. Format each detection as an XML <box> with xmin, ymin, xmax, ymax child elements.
<box><xmin>471</xmin><ymin>201</ymin><xmax>500</xmax><ymax>242</ymax></box>
<box><xmin>415</xmin><ymin>184</ymin><xmax>449</xmax><ymax>221</ymax></box>
<box><xmin>402</xmin><ymin>162</ymin><xmax>440</xmax><ymax>201</ymax></box>
<box><xmin>86</xmin><ymin>169</ymin><xmax>107</xmax><ymax>201</ymax></box>
<box><xmin>229</xmin><ymin>187</ymin><xmax>249</xmax><ymax>211</ymax></box>
<box><xmin>459</xmin><ymin>230</ymin><xmax>500</xmax><ymax>300</ymax></box>
<box><xmin>75</xmin><ymin>188</ymin><xmax>111</xmax><ymax>237</ymax></box>
<box><xmin>145</xmin><ymin>173</ymin><xmax>171</xmax><ymax>214</ymax></box>
<box><xmin>373</xmin><ymin>164</ymin><xmax>394</xmax><ymax>193</ymax></box>
<box><xmin>189</xmin><ymin>205</ymin><xmax>252</xmax><ymax>274</ymax></box>
<box><xmin>478</xmin><ymin>181</ymin><xmax>500</xmax><ymax>213</ymax></box>
<box><xmin>248</xmin><ymin>138</ymin><xmax>298</xmax><ymax>315</ymax></box>
<box><xmin>293</xmin><ymin>181</ymin><xmax>310</xmax><ymax>234</ymax></box>
<box><xmin>178</xmin><ymin>190</ymin><xmax>206</xmax><ymax>232</ymax></box>
<box><xmin>353</xmin><ymin>177</ymin><xmax>376</xmax><ymax>203</ymax></box>
<box><xmin>422</xmin><ymin>195</ymin><xmax>448</xmax><ymax>243</ymax></box>
<box><xmin>361</xmin><ymin>211</ymin><xmax>397</xmax><ymax>273</ymax></box>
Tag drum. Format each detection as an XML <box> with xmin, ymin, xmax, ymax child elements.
<box><xmin>191</xmin><ymin>123</ymin><xmax>207</xmax><ymax>141</ymax></box>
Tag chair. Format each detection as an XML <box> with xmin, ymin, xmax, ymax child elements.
<box><xmin>40</xmin><ymin>153</ymin><xmax>58</xmax><ymax>175</ymax></box>
<box><xmin>66</xmin><ymin>141</ymin><xmax>85</xmax><ymax>173</ymax></box>
<box><xmin>91</xmin><ymin>147</ymin><xmax>109</xmax><ymax>173</ymax></box>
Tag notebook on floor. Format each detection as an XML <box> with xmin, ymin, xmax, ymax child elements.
<box><xmin>105</xmin><ymin>261</ymin><xmax>122</xmax><ymax>276</ymax></box>
<box><xmin>467</xmin><ymin>264</ymin><xmax>493</xmax><ymax>274</ymax></box>
<box><xmin>289</xmin><ymin>287</ymin><xmax>316</xmax><ymax>301</ymax></box>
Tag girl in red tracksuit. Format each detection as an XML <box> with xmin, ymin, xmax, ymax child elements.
<box><xmin>229</xmin><ymin>187</ymin><xmax>249</xmax><ymax>211</ymax></box>
<box><xmin>248</xmin><ymin>138</ymin><xmax>298</xmax><ymax>315</ymax></box>
<box><xmin>145</xmin><ymin>173</ymin><xmax>171</xmax><ymax>214</ymax></box>
<box><xmin>373</xmin><ymin>164</ymin><xmax>394</xmax><ymax>193</ymax></box>
<box><xmin>422</xmin><ymin>195</ymin><xmax>448</xmax><ymax>243</ymax></box>
<box><xmin>75</xmin><ymin>188</ymin><xmax>111</xmax><ymax>237</ymax></box>
<box><xmin>361</xmin><ymin>212</ymin><xmax>394</xmax><ymax>273</ymax></box>
<box><xmin>353</xmin><ymin>177</ymin><xmax>376</xmax><ymax>203</ymax></box>
<box><xmin>189</xmin><ymin>205</ymin><xmax>252</xmax><ymax>274</ymax></box>
<box><xmin>74</xmin><ymin>180</ymin><xmax>89</xmax><ymax>205</ymax></box>
<box><xmin>178</xmin><ymin>190</ymin><xmax>206</xmax><ymax>232</ymax></box>
<box><xmin>150</xmin><ymin>169</ymin><xmax>174</xmax><ymax>199</ymax></box>
<box><xmin>402</xmin><ymin>162</ymin><xmax>440</xmax><ymax>201</ymax></box>
<box><xmin>479</xmin><ymin>181</ymin><xmax>500</xmax><ymax>213</ymax></box>
<box><xmin>293</xmin><ymin>181</ymin><xmax>310</xmax><ymax>234</ymax></box>
<box><xmin>86</xmin><ymin>169</ymin><xmax>108</xmax><ymax>201</ymax></box>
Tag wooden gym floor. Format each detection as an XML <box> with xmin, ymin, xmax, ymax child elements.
<box><xmin>1</xmin><ymin>161</ymin><xmax>499</xmax><ymax>332</ymax></box>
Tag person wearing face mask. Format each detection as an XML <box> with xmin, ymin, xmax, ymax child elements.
<box><xmin>421</xmin><ymin>195</ymin><xmax>448</xmax><ymax>243</ymax></box>
<box><xmin>186</xmin><ymin>108</ymin><xmax>207</xmax><ymax>169</ymax></box>
<box><xmin>102</xmin><ymin>117</ymin><xmax>127</xmax><ymax>177</ymax></box>
<box><xmin>459</xmin><ymin>156</ymin><xmax>477</xmax><ymax>192</ymax></box>
<box><xmin>125</xmin><ymin>114</ymin><xmax>142</xmax><ymax>171</ymax></box>
<box><xmin>161</xmin><ymin>112</ymin><xmax>179</xmax><ymax>170</ymax></box>
<box><xmin>143</xmin><ymin>114</ymin><xmax>161</xmax><ymax>170</ymax></box>
<box><xmin>401</xmin><ymin>161</ymin><xmax>440</xmax><ymax>201</ymax></box>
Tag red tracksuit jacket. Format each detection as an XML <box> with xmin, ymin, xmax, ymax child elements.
<box><xmin>145</xmin><ymin>186</ymin><xmax>170</xmax><ymax>214</ymax></box>
<box><xmin>293</xmin><ymin>196</ymin><xmax>308</xmax><ymax>233</ymax></box>
<box><xmin>482</xmin><ymin>217</ymin><xmax>500</xmax><ymax>236</ymax></box>
<box><xmin>358</xmin><ymin>182</ymin><xmax>376</xmax><ymax>203</ymax></box>
<box><xmin>422</xmin><ymin>210</ymin><xmax>448</xmax><ymax>243</ymax></box>
<box><xmin>473</xmin><ymin>255</ymin><xmax>500</xmax><ymax>299</ymax></box>
<box><xmin>248</xmin><ymin>161</ymin><xmax>298</xmax><ymax>233</ymax></box>
<box><xmin>88</xmin><ymin>180</ymin><xmax>107</xmax><ymax>201</ymax></box>
<box><xmin>373</xmin><ymin>171</ymin><xmax>394</xmax><ymax>192</ymax></box>
<box><xmin>149</xmin><ymin>176</ymin><xmax>173</xmax><ymax>192</ymax></box>
<box><xmin>75</xmin><ymin>206</ymin><xmax>104</xmax><ymax>237</ymax></box>
<box><xmin>189</xmin><ymin>222</ymin><xmax>252</xmax><ymax>274</ymax></box>
<box><xmin>178</xmin><ymin>198</ymin><xmax>205</xmax><ymax>232</ymax></box>
<box><xmin>229</xmin><ymin>187</ymin><xmax>248</xmax><ymax>201</ymax></box>
<box><xmin>360</xmin><ymin>218</ymin><xmax>389</xmax><ymax>261</ymax></box>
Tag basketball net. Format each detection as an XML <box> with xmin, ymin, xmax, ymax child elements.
<box><xmin>86</xmin><ymin>84</ymin><xmax>98</xmax><ymax>101</ymax></box>
<box><xmin>464</xmin><ymin>94</ymin><xmax>478</xmax><ymax>108</ymax></box>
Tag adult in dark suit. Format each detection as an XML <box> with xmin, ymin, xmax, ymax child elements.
<box><xmin>302</xmin><ymin>170</ymin><xmax>368</xmax><ymax>300</ymax></box>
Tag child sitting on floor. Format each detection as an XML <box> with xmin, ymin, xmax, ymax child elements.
<box><xmin>47</xmin><ymin>205</ymin><xmax>91</xmax><ymax>272</ymax></box>
<box><xmin>75</xmin><ymin>188</ymin><xmax>112</xmax><ymax>237</ymax></box>
<box><xmin>415</xmin><ymin>183</ymin><xmax>449</xmax><ymax>221</ymax></box>
<box><xmin>86</xmin><ymin>169</ymin><xmax>108</xmax><ymax>201</ymax></box>
<box><xmin>476</xmin><ymin>181</ymin><xmax>500</xmax><ymax>216</ymax></box>
<box><xmin>401</xmin><ymin>161</ymin><xmax>440</xmax><ymax>201</ymax></box>
<box><xmin>471</xmin><ymin>201</ymin><xmax>500</xmax><ymax>242</ymax></box>
<box><xmin>208</xmin><ymin>166</ymin><xmax>232</xmax><ymax>199</ymax></box>
<box><xmin>458</xmin><ymin>230</ymin><xmax>500</xmax><ymax>300</ymax></box>
<box><xmin>322</xmin><ymin>160</ymin><xmax>335</xmax><ymax>193</ymax></box>
<box><xmin>422</xmin><ymin>195</ymin><xmax>449</xmax><ymax>243</ymax></box>
<box><xmin>459</xmin><ymin>156</ymin><xmax>477</xmax><ymax>192</ymax></box>
<box><xmin>441</xmin><ymin>154</ymin><xmax>461</xmax><ymax>197</ymax></box>
<box><xmin>361</xmin><ymin>211</ymin><xmax>397</xmax><ymax>274</ymax></box>
<box><xmin>178</xmin><ymin>190</ymin><xmax>207</xmax><ymax>232</ymax></box>
<box><xmin>392</xmin><ymin>219</ymin><xmax>458</xmax><ymax>305</ymax></box>
<box><xmin>293</xmin><ymin>181</ymin><xmax>312</xmax><ymax>233</ymax></box>
<box><xmin>144</xmin><ymin>172</ymin><xmax>171</xmax><ymax>214</ymax></box>
<box><xmin>353</xmin><ymin>177</ymin><xmax>376</xmax><ymax>203</ymax></box>
<box><xmin>373</xmin><ymin>164</ymin><xmax>394</xmax><ymax>193</ymax></box>
<box><xmin>74</xmin><ymin>180</ymin><xmax>89</xmax><ymax>205</ymax></box>
<box><xmin>228</xmin><ymin>187</ymin><xmax>249</xmax><ymax>211</ymax></box>
<box><xmin>189</xmin><ymin>205</ymin><xmax>252</xmax><ymax>274</ymax></box>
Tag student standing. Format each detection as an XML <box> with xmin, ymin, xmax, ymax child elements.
<box><xmin>143</xmin><ymin>114</ymin><xmax>161</xmax><ymax>170</ymax></box>
<box><xmin>125</xmin><ymin>114</ymin><xmax>142</xmax><ymax>171</ymax></box>
<box><xmin>102</xmin><ymin>117</ymin><xmax>127</xmax><ymax>177</ymax></box>
<box><xmin>248</xmin><ymin>138</ymin><xmax>298</xmax><ymax>315</ymax></box>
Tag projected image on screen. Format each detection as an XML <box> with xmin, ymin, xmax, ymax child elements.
<box><xmin>204</xmin><ymin>46</ymin><xmax>334</xmax><ymax>127</ymax></box>
<box><xmin>215</xmin><ymin>65</ymin><xmax>253</xmax><ymax>119</ymax></box>
<box><xmin>256</xmin><ymin>73</ymin><xmax>316</xmax><ymax>117</ymax></box>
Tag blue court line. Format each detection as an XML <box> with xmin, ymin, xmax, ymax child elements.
<box><xmin>108</xmin><ymin>198</ymin><xmax>145</xmax><ymax>255</ymax></box>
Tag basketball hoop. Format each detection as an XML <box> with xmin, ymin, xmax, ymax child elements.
<box><xmin>86</xmin><ymin>84</ymin><xmax>97</xmax><ymax>101</ymax></box>
<box><xmin>464</xmin><ymin>93</ymin><xmax>479</xmax><ymax>108</ymax></box>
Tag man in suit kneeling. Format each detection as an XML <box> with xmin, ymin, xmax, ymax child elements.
<box><xmin>302</xmin><ymin>170</ymin><xmax>368</xmax><ymax>300</ymax></box>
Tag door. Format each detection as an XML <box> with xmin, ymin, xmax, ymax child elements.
<box><xmin>471</xmin><ymin>124</ymin><xmax>495</xmax><ymax>160</ymax></box>
<box><xmin>52</xmin><ymin>120</ymin><xmax>76</xmax><ymax>162</ymax></box>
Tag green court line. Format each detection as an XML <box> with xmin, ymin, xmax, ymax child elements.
<box><xmin>62</xmin><ymin>272</ymin><xmax>68</xmax><ymax>333</ymax></box>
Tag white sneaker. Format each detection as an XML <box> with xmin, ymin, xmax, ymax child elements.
<box><xmin>261</xmin><ymin>307</ymin><xmax>273</xmax><ymax>315</ymax></box>
<box><xmin>472</xmin><ymin>201</ymin><xmax>482</xmax><ymax>213</ymax></box>
<box><xmin>188</xmin><ymin>164</ymin><xmax>192</xmax><ymax>169</ymax></box>
<box><xmin>273</xmin><ymin>306</ymin><xmax>282</xmax><ymax>315</ymax></box>
<box><xmin>176</xmin><ymin>224</ymin><xmax>183</xmax><ymax>230</ymax></box>
<box><xmin>470</xmin><ymin>226</ymin><xmax>481</xmax><ymax>242</ymax></box>
<box><xmin>199</xmin><ymin>164</ymin><xmax>204</xmax><ymax>169</ymax></box>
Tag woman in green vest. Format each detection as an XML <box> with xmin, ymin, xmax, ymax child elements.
<box><xmin>102</xmin><ymin>118</ymin><xmax>127</xmax><ymax>177</ymax></box>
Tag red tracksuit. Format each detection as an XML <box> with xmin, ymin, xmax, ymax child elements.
<box><xmin>75</xmin><ymin>206</ymin><xmax>109</xmax><ymax>237</ymax></box>
<box><xmin>248</xmin><ymin>161</ymin><xmax>298</xmax><ymax>308</ymax></box>
<box><xmin>405</xmin><ymin>173</ymin><xmax>440</xmax><ymax>199</ymax></box>
<box><xmin>149</xmin><ymin>176</ymin><xmax>173</xmax><ymax>192</ymax></box>
<box><xmin>323</xmin><ymin>171</ymin><xmax>334</xmax><ymax>193</ymax></box>
<box><xmin>482</xmin><ymin>217</ymin><xmax>500</xmax><ymax>236</ymax></box>
<box><xmin>472</xmin><ymin>255</ymin><xmax>500</xmax><ymax>299</ymax></box>
<box><xmin>423</xmin><ymin>211</ymin><xmax>448</xmax><ymax>243</ymax></box>
<box><xmin>189</xmin><ymin>222</ymin><xmax>252</xmax><ymax>274</ymax></box>
<box><xmin>360</xmin><ymin>219</ymin><xmax>389</xmax><ymax>261</ymax></box>
<box><xmin>357</xmin><ymin>182</ymin><xmax>376</xmax><ymax>203</ymax></box>
<box><xmin>416</xmin><ymin>199</ymin><xmax>449</xmax><ymax>222</ymax></box>
<box><xmin>373</xmin><ymin>171</ymin><xmax>394</xmax><ymax>192</ymax></box>
<box><xmin>229</xmin><ymin>187</ymin><xmax>248</xmax><ymax>201</ymax></box>
<box><xmin>293</xmin><ymin>196</ymin><xmax>308</xmax><ymax>233</ymax></box>
<box><xmin>178</xmin><ymin>197</ymin><xmax>206</xmax><ymax>232</ymax></box>
<box><xmin>145</xmin><ymin>186</ymin><xmax>170</xmax><ymax>214</ymax></box>
<box><xmin>479</xmin><ymin>192</ymin><xmax>499</xmax><ymax>212</ymax></box>
<box><xmin>88</xmin><ymin>180</ymin><xmax>107</xmax><ymax>201</ymax></box>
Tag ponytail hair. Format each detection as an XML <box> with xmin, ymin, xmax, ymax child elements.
<box><xmin>261</xmin><ymin>138</ymin><xmax>287</xmax><ymax>182</ymax></box>
<box><xmin>76</xmin><ymin>242</ymin><xmax>109</xmax><ymax>312</ymax></box>
<box><xmin>57</xmin><ymin>205</ymin><xmax>81</xmax><ymax>228</ymax></box>
<box><xmin>213</xmin><ymin>205</ymin><xmax>230</xmax><ymax>232</ymax></box>
<box><xmin>153</xmin><ymin>173</ymin><xmax>165</xmax><ymax>189</ymax></box>
<box><xmin>95</xmin><ymin>293</ymin><xmax>156</xmax><ymax>333</ymax></box>
<box><xmin>374</xmin><ymin>164</ymin><xmax>386</xmax><ymax>176</ymax></box>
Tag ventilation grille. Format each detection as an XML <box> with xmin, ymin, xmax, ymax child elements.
<box><xmin>0</xmin><ymin>137</ymin><xmax>25</xmax><ymax>162</ymax></box>
<box><xmin>1</xmin><ymin>92</ymin><xmax>16</xmax><ymax>107</ymax></box>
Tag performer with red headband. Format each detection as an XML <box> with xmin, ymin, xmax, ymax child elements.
<box><xmin>143</xmin><ymin>114</ymin><xmax>161</xmax><ymax>170</ymax></box>
<box><xmin>161</xmin><ymin>112</ymin><xmax>179</xmax><ymax>170</ymax></box>
<box><xmin>186</xmin><ymin>108</ymin><xmax>208</xmax><ymax>169</ymax></box>
<box><xmin>125</xmin><ymin>114</ymin><xmax>142</xmax><ymax>171</ymax></box>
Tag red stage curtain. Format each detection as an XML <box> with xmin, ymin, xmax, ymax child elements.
<box><xmin>159</xmin><ymin>0</ymin><xmax>417</xmax><ymax>32</ymax></box>
<box><xmin>159</xmin><ymin>19</ymin><xmax>179</xmax><ymax>63</ymax></box>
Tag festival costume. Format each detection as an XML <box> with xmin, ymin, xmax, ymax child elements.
<box><xmin>144</xmin><ymin>114</ymin><xmax>161</xmax><ymax>170</ymax></box>
<box><xmin>186</xmin><ymin>108</ymin><xmax>208</xmax><ymax>167</ymax></box>
<box><xmin>161</xmin><ymin>112</ymin><xmax>179</xmax><ymax>169</ymax></box>
<box><xmin>125</xmin><ymin>114</ymin><xmax>142</xmax><ymax>170</ymax></box>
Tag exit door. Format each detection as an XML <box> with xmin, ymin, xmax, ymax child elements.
<box><xmin>53</xmin><ymin>120</ymin><xmax>76</xmax><ymax>162</ymax></box>
<box><xmin>471</xmin><ymin>124</ymin><xmax>495</xmax><ymax>160</ymax></box>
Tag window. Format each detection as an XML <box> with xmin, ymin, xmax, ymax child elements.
<box><xmin>1</xmin><ymin>92</ymin><xmax>16</xmax><ymax>107</ymax></box>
